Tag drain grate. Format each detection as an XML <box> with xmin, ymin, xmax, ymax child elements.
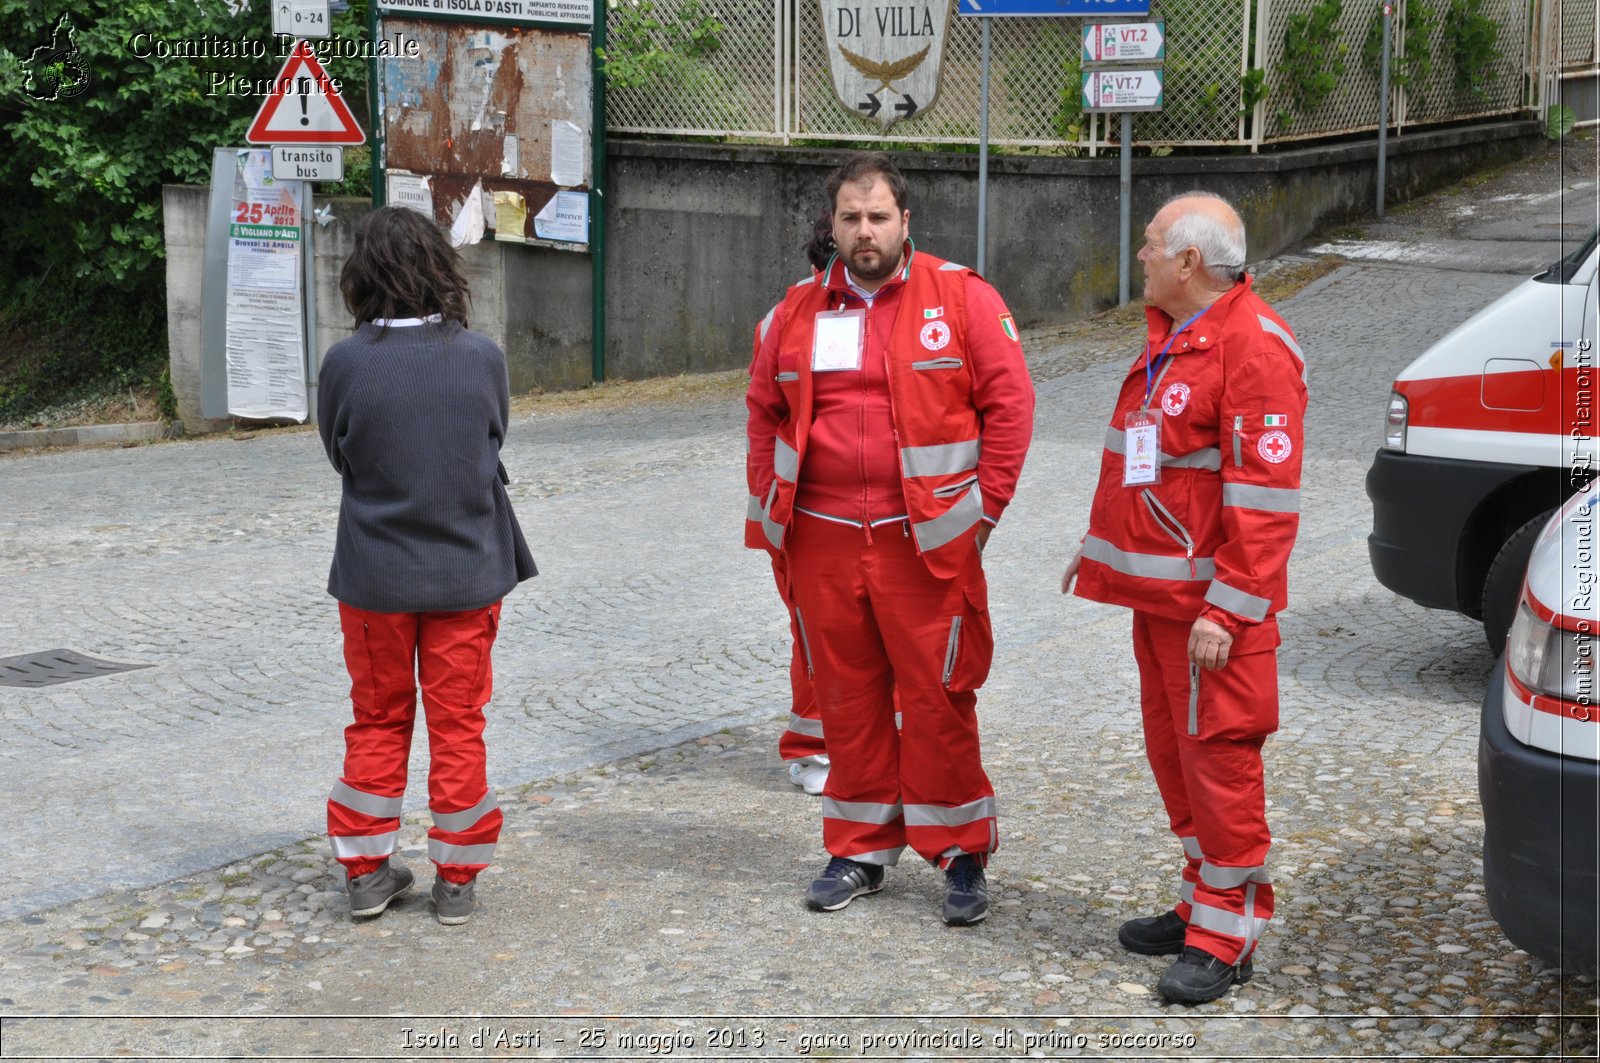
<box><xmin>0</xmin><ymin>648</ymin><xmax>152</xmax><ymax>688</ymax></box>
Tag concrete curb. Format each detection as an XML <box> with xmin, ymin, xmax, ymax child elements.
<box><xmin>0</xmin><ymin>421</ymin><xmax>169</xmax><ymax>453</ymax></box>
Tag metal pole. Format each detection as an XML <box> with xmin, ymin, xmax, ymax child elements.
<box><xmin>1377</xmin><ymin>2</ymin><xmax>1392</xmax><ymax>218</ymax></box>
<box><xmin>976</xmin><ymin>17</ymin><xmax>991</xmax><ymax>274</ymax></box>
<box><xmin>1119</xmin><ymin>111</ymin><xmax>1132</xmax><ymax>306</ymax></box>
<box><xmin>591</xmin><ymin>2</ymin><xmax>608</xmax><ymax>383</ymax></box>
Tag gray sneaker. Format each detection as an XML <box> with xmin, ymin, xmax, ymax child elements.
<box><xmin>347</xmin><ymin>860</ymin><xmax>413</xmax><ymax>918</ymax></box>
<box><xmin>431</xmin><ymin>877</ymin><xmax>476</xmax><ymax>925</ymax></box>
<box><xmin>804</xmin><ymin>856</ymin><xmax>885</xmax><ymax>911</ymax></box>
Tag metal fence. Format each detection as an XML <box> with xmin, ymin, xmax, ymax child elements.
<box><xmin>603</xmin><ymin>0</ymin><xmax>1598</xmax><ymax>148</ymax></box>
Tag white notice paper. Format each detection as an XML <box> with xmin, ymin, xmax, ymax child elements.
<box><xmin>387</xmin><ymin>172</ymin><xmax>433</xmax><ymax>217</ymax></box>
<box><xmin>533</xmin><ymin>190</ymin><xmax>588</xmax><ymax>244</ymax></box>
<box><xmin>550</xmin><ymin>120</ymin><xmax>584</xmax><ymax>187</ymax></box>
<box><xmin>811</xmin><ymin>309</ymin><xmax>865</xmax><ymax>372</ymax></box>
<box><xmin>450</xmin><ymin>180</ymin><xmax>486</xmax><ymax>247</ymax></box>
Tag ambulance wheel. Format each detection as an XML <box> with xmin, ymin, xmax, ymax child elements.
<box><xmin>1480</xmin><ymin>507</ymin><xmax>1558</xmax><ymax>653</ymax></box>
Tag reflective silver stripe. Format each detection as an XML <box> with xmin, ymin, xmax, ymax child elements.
<box><xmin>904</xmin><ymin>795</ymin><xmax>996</xmax><ymax>827</ymax></box>
<box><xmin>428</xmin><ymin>840</ymin><xmax>496</xmax><ymax>866</ymax></box>
<box><xmin>1187</xmin><ymin>898</ymin><xmax>1253</xmax><ymax>940</ymax></box>
<box><xmin>786</xmin><ymin>712</ymin><xmax>823</xmax><ymax>738</ymax></box>
<box><xmin>821</xmin><ymin>798</ymin><xmax>904</xmax><ymax>825</ymax></box>
<box><xmin>774</xmin><ymin>438</ymin><xmax>800</xmax><ymax>482</ymax></box>
<box><xmin>330</xmin><ymin>831</ymin><xmax>399</xmax><ymax>859</ymax></box>
<box><xmin>775</xmin><ymin>371</ymin><xmax>799</xmax><ymax>383</ymax></box>
<box><xmin>1181</xmin><ymin>835</ymin><xmax>1204</xmax><ymax>860</ymax></box>
<box><xmin>1080</xmin><ymin>535</ymin><xmax>1216</xmax><ymax>582</ymax></box>
<box><xmin>1180</xmin><ymin>878</ymin><xmax>1196</xmax><ymax>904</ymax></box>
<box><xmin>1188</xmin><ymin>662</ymin><xmax>1200</xmax><ymax>736</ymax></box>
<box><xmin>761</xmin><ymin>482</ymin><xmax>785</xmax><ymax>550</ymax></box>
<box><xmin>851</xmin><ymin>846</ymin><xmax>905</xmax><ymax>866</ymax></box>
<box><xmin>329</xmin><ymin>781</ymin><xmax>402</xmax><ymax>820</ymax></box>
<box><xmin>1240</xmin><ymin>881</ymin><xmax>1265</xmax><ymax>961</ymax></box>
<box><xmin>758</xmin><ymin>306</ymin><xmax>776</xmax><ymax>343</ymax></box>
<box><xmin>431</xmin><ymin>792</ymin><xmax>500</xmax><ymax>834</ymax></box>
<box><xmin>913</xmin><ymin>483</ymin><xmax>983</xmax><ymax>552</ymax></box>
<box><xmin>1102</xmin><ymin>426</ymin><xmax>1222</xmax><ymax>470</ymax></box>
<box><xmin>901</xmin><ymin>439</ymin><xmax>981</xmax><ymax>478</ymax></box>
<box><xmin>1223</xmin><ymin>483</ymin><xmax>1300</xmax><ymax>513</ymax></box>
<box><xmin>939</xmin><ymin>261</ymin><xmax>968</xmax><ymax>271</ymax></box>
<box><xmin>1198</xmin><ymin>861</ymin><xmax>1272</xmax><ymax>890</ymax></box>
<box><xmin>1205</xmin><ymin>578</ymin><xmax>1272</xmax><ymax>622</ymax></box>
<box><xmin>745</xmin><ymin>494</ymin><xmax>763</xmax><ymax>523</ymax></box>
<box><xmin>912</xmin><ymin>357</ymin><xmax>963</xmax><ymax>370</ymax></box>
<box><xmin>1257</xmin><ymin>314</ymin><xmax>1305</xmax><ymax>369</ymax></box>
<box><xmin>793</xmin><ymin>607</ymin><xmax>815</xmax><ymax>678</ymax></box>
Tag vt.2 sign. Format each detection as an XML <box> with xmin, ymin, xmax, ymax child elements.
<box><xmin>1082</xmin><ymin>20</ymin><xmax>1163</xmax><ymax>62</ymax></box>
<box><xmin>1082</xmin><ymin>69</ymin><xmax>1163</xmax><ymax>111</ymax></box>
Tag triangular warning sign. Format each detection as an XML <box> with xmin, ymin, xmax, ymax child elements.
<box><xmin>246</xmin><ymin>42</ymin><xmax>365</xmax><ymax>145</ymax></box>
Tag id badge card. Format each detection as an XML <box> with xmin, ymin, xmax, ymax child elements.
<box><xmin>812</xmin><ymin>309</ymin><xmax>865</xmax><ymax>372</ymax></box>
<box><xmin>1122</xmin><ymin>409</ymin><xmax>1163</xmax><ymax>486</ymax></box>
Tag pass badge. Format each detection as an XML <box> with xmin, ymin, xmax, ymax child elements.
<box><xmin>1123</xmin><ymin>409</ymin><xmax>1162</xmax><ymax>486</ymax></box>
<box><xmin>813</xmin><ymin>308</ymin><xmax>865</xmax><ymax>372</ymax></box>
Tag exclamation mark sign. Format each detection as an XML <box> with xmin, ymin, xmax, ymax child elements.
<box><xmin>298</xmin><ymin>77</ymin><xmax>311</xmax><ymax>125</ymax></box>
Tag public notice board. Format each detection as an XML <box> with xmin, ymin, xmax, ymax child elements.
<box><xmin>224</xmin><ymin>149</ymin><xmax>309</xmax><ymax>421</ymax></box>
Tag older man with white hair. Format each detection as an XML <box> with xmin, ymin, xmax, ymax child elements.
<box><xmin>1062</xmin><ymin>191</ymin><xmax>1306</xmax><ymax>1004</ymax></box>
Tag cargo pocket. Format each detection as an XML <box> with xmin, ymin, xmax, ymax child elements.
<box><xmin>468</xmin><ymin>604</ymin><xmax>500</xmax><ymax>707</ymax></box>
<box><xmin>1191</xmin><ymin>649</ymin><xmax>1280</xmax><ymax>741</ymax></box>
<box><xmin>941</xmin><ymin>585</ymin><xmax>994</xmax><ymax>692</ymax></box>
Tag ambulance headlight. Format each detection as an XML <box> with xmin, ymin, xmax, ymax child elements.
<box><xmin>1383</xmin><ymin>391</ymin><xmax>1408</xmax><ymax>452</ymax></box>
<box><xmin>1507</xmin><ymin>601</ymin><xmax>1598</xmax><ymax>701</ymax></box>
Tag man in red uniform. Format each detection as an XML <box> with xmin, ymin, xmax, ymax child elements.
<box><xmin>746</xmin><ymin>153</ymin><xmax>1034</xmax><ymax>925</ymax></box>
<box><xmin>1063</xmin><ymin>192</ymin><xmax>1306</xmax><ymax>1003</ymax></box>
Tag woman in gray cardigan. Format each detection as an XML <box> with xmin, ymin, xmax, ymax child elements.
<box><xmin>317</xmin><ymin>207</ymin><xmax>536</xmax><ymax>925</ymax></box>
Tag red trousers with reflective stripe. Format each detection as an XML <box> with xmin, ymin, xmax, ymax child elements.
<box><xmin>328</xmin><ymin>602</ymin><xmax>504</xmax><ymax>884</ymax></box>
<box><xmin>770</xmin><ymin>557</ymin><xmax>826</xmax><ymax>762</ymax></box>
<box><xmin>1133</xmin><ymin>611</ymin><xmax>1276</xmax><ymax>964</ymax></box>
<box><xmin>785</xmin><ymin>513</ymin><xmax>996</xmax><ymax>868</ymax></box>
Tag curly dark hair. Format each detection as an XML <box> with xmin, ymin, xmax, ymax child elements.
<box><xmin>339</xmin><ymin>206</ymin><xmax>471</xmax><ymax>328</ymax></box>
<box><xmin>803</xmin><ymin>208</ymin><xmax>836</xmax><ymax>271</ymax></box>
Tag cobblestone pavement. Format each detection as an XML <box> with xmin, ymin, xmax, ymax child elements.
<box><xmin>1</xmin><ymin>141</ymin><xmax>1597</xmax><ymax>1058</ymax></box>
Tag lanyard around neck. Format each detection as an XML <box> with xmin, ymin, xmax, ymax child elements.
<box><xmin>1143</xmin><ymin>305</ymin><xmax>1211</xmax><ymax>409</ymax></box>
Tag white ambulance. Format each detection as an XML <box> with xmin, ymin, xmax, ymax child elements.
<box><xmin>1478</xmin><ymin>491</ymin><xmax>1598</xmax><ymax>973</ymax></box>
<box><xmin>1366</xmin><ymin>225</ymin><xmax>1600</xmax><ymax>648</ymax></box>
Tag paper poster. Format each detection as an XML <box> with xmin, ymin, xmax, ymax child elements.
<box><xmin>450</xmin><ymin>180</ymin><xmax>486</xmax><ymax>247</ymax></box>
<box><xmin>225</xmin><ymin>149</ymin><xmax>308</xmax><ymax>421</ymax></box>
<box><xmin>532</xmin><ymin>190</ymin><xmax>588</xmax><ymax>244</ymax></box>
<box><xmin>387</xmin><ymin>172</ymin><xmax>433</xmax><ymax>216</ymax></box>
<box><xmin>493</xmin><ymin>190</ymin><xmax>527</xmax><ymax>243</ymax></box>
<box><xmin>550</xmin><ymin>120</ymin><xmax>584</xmax><ymax>187</ymax></box>
<box><xmin>501</xmin><ymin>135</ymin><xmax>520</xmax><ymax>177</ymax></box>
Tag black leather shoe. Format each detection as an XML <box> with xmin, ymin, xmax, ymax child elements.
<box><xmin>1118</xmin><ymin>910</ymin><xmax>1188</xmax><ymax>955</ymax></box>
<box><xmin>1156</xmin><ymin>946</ymin><xmax>1254</xmax><ymax>1005</ymax></box>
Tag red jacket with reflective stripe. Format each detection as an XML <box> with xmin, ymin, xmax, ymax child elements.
<box><xmin>1074</xmin><ymin>277</ymin><xmax>1306</xmax><ymax>642</ymax></box>
<box><xmin>746</xmin><ymin>247</ymin><xmax>1034</xmax><ymax>579</ymax></box>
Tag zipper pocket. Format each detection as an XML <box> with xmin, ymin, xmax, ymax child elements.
<box><xmin>1140</xmin><ymin>489</ymin><xmax>1198</xmax><ymax>576</ymax></box>
<box><xmin>776</xmin><ymin>371</ymin><xmax>799</xmax><ymax>383</ymax></box>
<box><xmin>1188</xmin><ymin>662</ymin><xmax>1200</xmax><ymax>736</ymax></box>
<box><xmin>794</xmin><ymin>607</ymin><xmax>816</xmax><ymax>679</ymax></box>
<box><xmin>1232</xmin><ymin>415</ymin><xmax>1244</xmax><ymax>467</ymax></box>
<box><xmin>941</xmin><ymin>616</ymin><xmax>963</xmax><ymax>687</ymax></box>
<box><xmin>912</xmin><ymin>357</ymin><xmax>964</xmax><ymax>371</ymax></box>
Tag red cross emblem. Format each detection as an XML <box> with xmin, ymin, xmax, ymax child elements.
<box><xmin>920</xmin><ymin>320</ymin><xmax>951</xmax><ymax>351</ymax></box>
<box><xmin>1258</xmin><ymin>430</ymin><xmax>1292</xmax><ymax>464</ymax></box>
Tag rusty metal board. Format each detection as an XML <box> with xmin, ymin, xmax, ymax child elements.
<box><xmin>0</xmin><ymin>649</ymin><xmax>152</xmax><ymax>688</ymax></box>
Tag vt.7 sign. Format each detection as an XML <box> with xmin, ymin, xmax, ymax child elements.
<box><xmin>1082</xmin><ymin>68</ymin><xmax>1163</xmax><ymax>111</ymax></box>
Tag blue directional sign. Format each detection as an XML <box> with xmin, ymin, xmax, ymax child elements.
<box><xmin>957</xmin><ymin>0</ymin><xmax>1151</xmax><ymax>15</ymax></box>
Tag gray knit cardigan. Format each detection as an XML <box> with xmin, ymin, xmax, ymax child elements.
<box><xmin>317</xmin><ymin>320</ymin><xmax>537</xmax><ymax>613</ymax></box>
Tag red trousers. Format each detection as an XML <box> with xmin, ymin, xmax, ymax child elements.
<box><xmin>770</xmin><ymin>557</ymin><xmax>826</xmax><ymax>762</ymax></box>
<box><xmin>785</xmin><ymin>513</ymin><xmax>997</xmax><ymax>868</ymax></box>
<box><xmin>1133</xmin><ymin>611</ymin><xmax>1276</xmax><ymax>964</ymax></box>
<box><xmin>327</xmin><ymin>602</ymin><xmax>504</xmax><ymax>884</ymax></box>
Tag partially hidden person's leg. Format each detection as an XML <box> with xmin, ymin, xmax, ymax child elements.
<box><xmin>773</xmin><ymin>556</ymin><xmax>829</xmax><ymax>794</ymax></box>
<box><xmin>416</xmin><ymin>602</ymin><xmax>504</xmax><ymax>924</ymax></box>
<box><xmin>329</xmin><ymin>604</ymin><xmax>420</xmax><ymax>917</ymax></box>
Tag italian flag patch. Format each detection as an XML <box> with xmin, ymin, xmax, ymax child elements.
<box><xmin>1264</xmin><ymin>414</ymin><xmax>1288</xmax><ymax>426</ymax></box>
<box><xmin>924</xmin><ymin>306</ymin><xmax>944</xmax><ymax>319</ymax></box>
<box><xmin>999</xmin><ymin>313</ymin><xmax>1018</xmax><ymax>341</ymax></box>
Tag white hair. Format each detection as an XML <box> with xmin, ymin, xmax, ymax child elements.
<box><xmin>1160</xmin><ymin>191</ymin><xmax>1246</xmax><ymax>285</ymax></box>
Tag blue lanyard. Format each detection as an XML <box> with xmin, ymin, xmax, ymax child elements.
<box><xmin>1143</xmin><ymin>306</ymin><xmax>1211</xmax><ymax>408</ymax></box>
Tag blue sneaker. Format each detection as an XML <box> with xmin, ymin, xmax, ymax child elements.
<box><xmin>805</xmin><ymin>856</ymin><xmax>885</xmax><ymax>911</ymax></box>
<box><xmin>942</xmin><ymin>855</ymin><xmax>988</xmax><ymax>926</ymax></box>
